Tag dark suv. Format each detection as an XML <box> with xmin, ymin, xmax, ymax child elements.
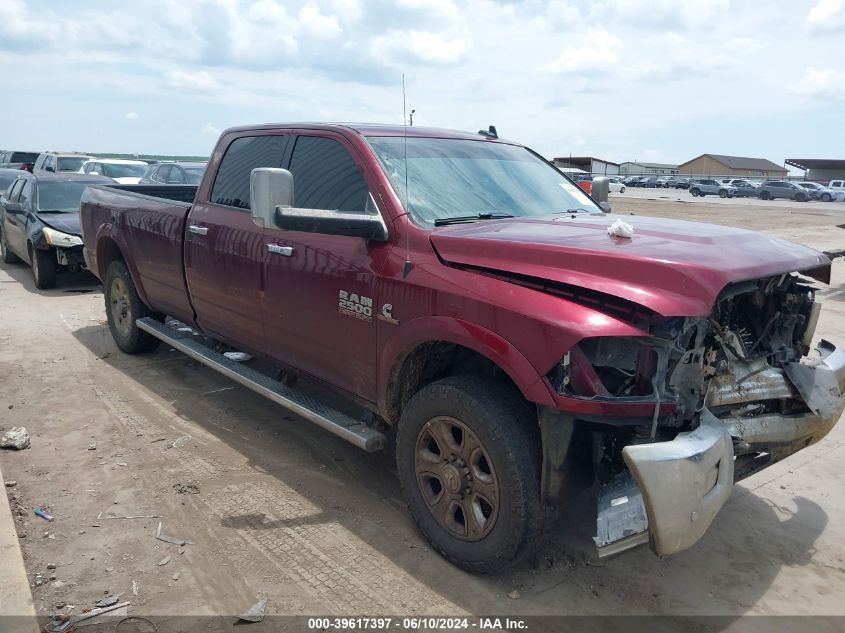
<box><xmin>140</xmin><ymin>161</ymin><xmax>207</xmax><ymax>185</ymax></box>
<box><xmin>757</xmin><ymin>181</ymin><xmax>810</xmax><ymax>202</ymax></box>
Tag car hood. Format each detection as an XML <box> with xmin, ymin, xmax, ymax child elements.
<box><xmin>38</xmin><ymin>212</ymin><xmax>81</xmax><ymax>236</ymax></box>
<box><xmin>429</xmin><ymin>214</ymin><xmax>830</xmax><ymax>317</ymax></box>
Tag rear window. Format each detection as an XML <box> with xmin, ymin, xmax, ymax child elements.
<box><xmin>57</xmin><ymin>157</ymin><xmax>87</xmax><ymax>172</ymax></box>
<box><xmin>102</xmin><ymin>163</ymin><xmax>147</xmax><ymax>179</ymax></box>
<box><xmin>11</xmin><ymin>152</ymin><xmax>39</xmax><ymax>163</ymax></box>
<box><xmin>211</xmin><ymin>136</ymin><xmax>287</xmax><ymax>209</ymax></box>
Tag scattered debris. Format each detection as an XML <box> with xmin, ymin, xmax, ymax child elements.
<box><xmin>43</xmin><ymin>614</ymin><xmax>71</xmax><ymax>633</ymax></box>
<box><xmin>157</xmin><ymin>556</ymin><xmax>171</xmax><ymax>566</ymax></box>
<box><xmin>35</xmin><ymin>573</ymin><xmax>44</xmax><ymax>587</ymax></box>
<box><xmin>607</xmin><ymin>218</ymin><xmax>635</xmax><ymax>239</ymax></box>
<box><xmin>238</xmin><ymin>598</ymin><xmax>267</xmax><ymax>623</ymax></box>
<box><xmin>88</xmin><ymin>443</ymin><xmax>97</xmax><ymax>451</ymax></box>
<box><xmin>170</xmin><ymin>435</ymin><xmax>191</xmax><ymax>449</ymax></box>
<box><xmin>95</xmin><ymin>595</ymin><xmax>120</xmax><ymax>608</ymax></box>
<box><xmin>132</xmin><ymin>580</ymin><xmax>139</xmax><ymax>596</ymax></box>
<box><xmin>173</xmin><ymin>483</ymin><xmax>200</xmax><ymax>495</ymax></box>
<box><xmin>171</xmin><ymin>572</ymin><xmax>180</xmax><ymax>581</ymax></box>
<box><xmin>35</xmin><ymin>507</ymin><xmax>54</xmax><ymax>522</ymax></box>
<box><xmin>0</xmin><ymin>426</ymin><xmax>31</xmax><ymax>450</ymax></box>
<box><xmin>224</xmin><ymin>351</ymin><xmax>253</xmax><ymax>362</ymax></box>
<box><xmin>52</xmin><ymin>580</ymin><xmax>66</xmax><ymax>589</ymax></box>
<box><xmin>155</xmin><ymin>521</ymin><xmax>194</xmax><ymax>546</ymax></box>
<box><xmin>55</xmin><ymin>601</ymin><xmax>66</xmax><ymax>609</ymax></box>
<box><xmin>96</xmin><ymin>511</ymin><xmax>159</xmax><ymax>520</ymax></box>
<box><xmin>150</xmin><ymin>437</ymin><xmax>167</xmax><ymax>444</ymax></box>
<box><xmin>508</xmin><ymin>590</ymin><xmax>521</xmax><ymax>600</ymax></box>
<box><xmin>4</xmin><ymin>480</ymin><xmax>16</xmax><ymax>487</ymax></box>
<box><xmin>47</xmin><ymin>563</ymin><xmax>57</xmax><ymax>570</ymax></box>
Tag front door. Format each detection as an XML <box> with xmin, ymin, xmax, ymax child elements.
<box><xmin>184</xmin><ymin>133</ymin><xmax>289</xmax><ymax>353</ymax></box>
<box><xmin>261</xmin><ymin>133</ymin><xmax>387</xmax><ymax>401</ymax></box>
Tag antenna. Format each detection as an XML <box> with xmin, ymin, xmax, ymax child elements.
<box><xmin>402</xmin><ymin>74</ymin><xmax>412</xmax><ymax>279</ymax></box>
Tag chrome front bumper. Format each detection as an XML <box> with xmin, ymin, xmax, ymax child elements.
<box><xmin>598</xmin><ymin>340</ymin><xmax>845</xmax><ymax>558</ymax></box>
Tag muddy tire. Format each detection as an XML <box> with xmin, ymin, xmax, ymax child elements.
<box><xmin>104</xmin><ymin>260</ymin><xmax>161</xmax><ymax>354</ymax></box>
<box><xmin>396</xmin><ymin>375</ymin><xmax>542</xmax><ymax>573</ymax></box>
<box><xmin>1</xmin><ymin>228</ymin><xmax>20</xmax><ymax>264</ymax></box>
<box><xmin>32</xmin><ymin>247</ymin><xmax>57</xmax><ymax>289</ymax></box>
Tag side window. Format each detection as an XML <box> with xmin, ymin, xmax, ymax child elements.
<box><xmin>18</xmin><ymin>181</ymin><xmax>33</xmax><ymax>208</ymax></box>
<box><xmin>288</xmin><ymin>136</ymin><xmax>369</xmax><ymax>213</ymax></box>
<box><xmin>168</xmin><ymin>166</ymin><xmax>186</xmax><ymax>184</ymax></box>
<box><xmin>7</xmin><ymin>180</ymin><xmax>24</xmax><ymax>202</ymax></box>
<box><xmin>155</xmin><ymin>165</ymin><xmax>171</xmax><ymax>183</ymax></box>
<box><xmin>211</xmin><ymin>135</ymin><xmax>287</xmax><ymax>209</ymax></box>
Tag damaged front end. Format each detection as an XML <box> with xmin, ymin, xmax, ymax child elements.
<box><xmin>542</xmin><ymin>272</ymin><xmax>845</xmax><ymax>558</ymax></box>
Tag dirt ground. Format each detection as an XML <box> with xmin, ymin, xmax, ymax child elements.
<box><xmin>2</xmin><ymin>194</ymin><xmax>845</xmax><ymax>626</ymax></box>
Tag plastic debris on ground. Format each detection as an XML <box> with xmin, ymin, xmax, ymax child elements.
<box><xmin>607</xmin><ymin>219</ymin><xmax>635</xmax><ymax>238</ymax></box>
<box><xmin>155</xmin><ymin>521</ymin><xmax>194</xmax><ymax>546</ymax></box>
<box><xmin>223</xmin><ymin>351</ymin><xmax>253</xmax><ymax>362</ymax></box>
<box><xmin>35</xmin><ymin>506</ymin><xmax>54</xmax><ymax>522</ymax></box>
<box><xmin>0</xmin><ymin>426</ymin><xmax>31</xmax><ymax>450</ymax></box>
<box><xmin>238</xmin><ymin>598</ymin><xmax>268</xmax><ymax>623</ymax></box>
<box><xmin>170</xmin><ymin>435</ymin><xmax>191</xmax><ymax>449</ymax></box>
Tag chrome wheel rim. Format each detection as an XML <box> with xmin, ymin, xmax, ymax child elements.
<box><xmin>414</xmin><ymin>416</ymin><xmax>500</xmax><ymax>541</ymax></box>
<box><xmin>110</xmin><ymin>277</ymin><xmax>132</xmax><ymax>337</ymax></box>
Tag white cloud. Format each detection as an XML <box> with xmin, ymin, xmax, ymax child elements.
<box><xmin>542</xmin><ymin>27</ymin><xmax>621</xmax><ymax>74</ymax></box>
<box><xmin>396</xmin><ymin>0</ymin><xmax>460</xmax><ymax>23</ymax></box>
<box><xmin>791</xmin><ymin>66</ymin><xmax>845</xmax><ymax>100</ymax></box>
<box><xmin>805</xmin><ymin>0</ymin><xmax>845</xmax><ymax>33</ymax></box>
<box><xmin>298</xmin><ymin>2</ymin><xmax>343</xmax><ymax>38</ymax></box>
<box><xmin>202</xmin><ymin>123</ymin><xmax>221</xmax><ymax>136</ymax></box>
<box><xmin>371</xmin><ymin>29</ymin><xmax>469</xmax><ymax>66</ymax></box>
<box><xmin>124</xmin><ymin>111</ymin><xmax>139</xmax><ymax>120</ymax></box>
<box><xmin>164</xmin><ymin>70</ymin><xmax>220</xmax><ymax>92</ymax></box>
<box><xmin>592</xmin><ymin>0</ymin><xmax>732</xmax><ymax>30</ymax></box>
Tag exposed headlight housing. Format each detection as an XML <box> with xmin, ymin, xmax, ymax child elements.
<box><xmin>42</xmin><ymin>227</ymin><xmax>83</xmax><ymax>247</ymax></box>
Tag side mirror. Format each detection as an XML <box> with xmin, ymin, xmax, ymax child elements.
<box><xmin>5</xmin><ymin>202</ymin><xmax>23</xmax><ymax>214</ymax></box>
<box><xmin>45</xmin><ymin>165</ymin><xmax>55</xmax><ymax>172</ymax></box>
<box><xmin>250</xmin><ymin>168</ymin><xmax>294</xmax><ymax>228</ymax></box>
<box><xmin>275</xmin><ymin>193</ymin><xmax>388</xmax><ymax>242</ymax></box>
<box><xmin>592</xmin><ymin>176</ymin><xmax>610</xmax><ymax>205</ymax></box>
<box><xmin>599</xmin><ymin>201</ymin><xmax>612</xmax><ymax>213</ymax></box>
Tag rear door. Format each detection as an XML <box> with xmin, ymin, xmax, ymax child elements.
<box><xmin>261</xmin><ymin>132</ymin><xmax>387</xmax><ymax>400</ymax></box>
<box><xmin>2</xmin><ymin>179</ymin><xmax>27</xmax><ymax>258</ymax></box>
<box><xmin>184</xmin><ymin>132</ymin><xmax>289</xmax><ymax>353</ymax></box>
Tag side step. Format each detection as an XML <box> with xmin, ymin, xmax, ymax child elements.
<box><xmin>136</xmin><ymin>318</ymin><xmax>386</xmax><ymax>452</ymax></box>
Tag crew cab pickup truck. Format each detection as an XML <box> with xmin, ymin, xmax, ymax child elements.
<box><xmin>80</xmin><ymin>123</ymin><xmax>845</xmax><ymax>573</ymax></box>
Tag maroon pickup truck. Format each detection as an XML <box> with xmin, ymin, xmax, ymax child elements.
<box><xmin>80</xmin><ymin>123</ymin><xmax>845</xmax><ymax>572</ymax></box>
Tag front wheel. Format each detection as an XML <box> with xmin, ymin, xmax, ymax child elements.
<box><xmin>821</xmin><ymin>193</ymin><xmax>832</xmax><ymax>202</ymax></box>
<box><xmin>719</xmin><ymin>189</ymin><xmax>728</xmax><ymax>198</ymax></box>
<box><xmin>760</xmin><ymin>191</ymin><xmax>771</xmax><ymax>200</ymax></box>
<box><xmin>396</xmin><ymin>375</ymin><xmax>542</xmax><ymax>573</ymax></box>
<box><xmin>32</xmin><ymin>247</ymin><xmax>57</xmax><ymax>289</ymax></box>
<box><xmin>104</xmin><ymin>260</ymin><xmax>161</xmax><ymax>354</ymax></box>
<box><xmin>690</xmin><ymin>188</ymin><xmax>700</xmax><ymax>196</ymax></box>
<box><xmin>620</xmin><ymin>186</ymin><xmax>625</xmax><ymax>193</ymax></box>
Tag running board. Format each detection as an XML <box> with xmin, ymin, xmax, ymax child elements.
<box><xmin>136</xmin><ymin>317</ymin><xmax>386</xmax><ymax>452</ymax></box>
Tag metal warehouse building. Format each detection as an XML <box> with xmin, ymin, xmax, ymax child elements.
<box><xmin>552</xmin><ymin>156</ymin><xmax>620</xmax><ymax>176</ymax></box>
<box><xmin>677</xmin><ymin>154</ymin><xmax>787</xmax><ymax>178</ymax></box>
<box><xmin>785</xmin><ymin>159</ymin><xmax>845</xmax><ymax>182</ymax></box>
<box><xmin>619</xmin><ymin>161</ymin><xmax>679</xmax><ymax>176</ymax></box>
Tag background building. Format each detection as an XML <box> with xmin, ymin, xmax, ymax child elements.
<box><xmin>552</xmin><ymin>156</ymin><xmax>620</xmax><ymax>176</ymax></box>
<box><xmin>678</xmin><ymin>154</ymin><xmax>787</xmax><ymax>178</ymax></box>
<box><xmin>785</xmin><ymin>159</ymin><xmax>845</xmax><ymax>182</ymax></box>
<box><xmin>619</xmin><ymin>161</ymin><xmax>679</xmax><ymax>176</ymax></box>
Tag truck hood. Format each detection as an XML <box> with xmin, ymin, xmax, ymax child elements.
<box><xmin>429</xmin><ymin>214</ymin><xmax>830</xmax><ymax>317</ymax></box>
<box><xmin>38</xmin><ymin>212</ymin><xmax>81</xmax><ymax>236</ymax></box>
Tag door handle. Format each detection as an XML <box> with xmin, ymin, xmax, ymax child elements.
<box><xmin>188</xmin><ymin>225</ymin><xmax>208</xmax><ymax>236</ymax></box>
<box><xmin>266</xmin><ymin>243</ymin><xmax>293</xmax><ymax>256</ymax></box>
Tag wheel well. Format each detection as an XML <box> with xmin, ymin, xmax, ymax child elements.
<box><xmin>97</xmin><ymin>237</ymin><xmax>124</xmax><ymax>278</ymax></box>
<box><xmin>385</xmin><ymin>341</ymin><xmax>523</xmax><ymax>425</ymax></box>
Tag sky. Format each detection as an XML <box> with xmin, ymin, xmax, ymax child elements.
<box><xmin>1</xmin><ymin>0</ymin><xmax>844</xmax><ymax>165</ymax></box>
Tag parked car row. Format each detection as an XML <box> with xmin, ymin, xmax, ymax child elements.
<box><xmin>688</xmin><ymin>178</ymin><xmax>844</xmax><ymax>202</ymax></box>
<box><xmin>0</xmin><ymin>153</ymin><xmax>208</xmax><ymax>288</ymax></box>
<box><xmin>623</xmin><ymin>175</ymin><xmax>690</xmax><ymax>189</ymax></box>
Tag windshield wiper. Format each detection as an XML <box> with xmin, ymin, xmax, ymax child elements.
<box><xmin>433</xmin><ymin>213</ymin><xmax>515</xmax><ymax>226</ymax></box>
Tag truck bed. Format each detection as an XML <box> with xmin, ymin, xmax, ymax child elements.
<box><xmin>80</xmin><ymin>184</ymin><xmax>197</xmax><ymax>323</ymax></box>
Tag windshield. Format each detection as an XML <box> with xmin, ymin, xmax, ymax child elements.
<box><xmin>57</xmin><ymin>157</ymin><xmax>87</xmax><ymax>172</ymax></box>
<box><xmin>103</xmin><ymin>163</ymin><xmax>147</xmax><ymax>178</ymax></box>
<box><xmin>36</xmin><ymin>181</ymin><xmax>93</xmax><ymax>212</ymax></box>
<box><xmin>184</xmin><ymin>167</ymin><xmax>206</xmax><ymax>184</ymax></box>
<box><xmin>366</xmin><ymin>137</ymin><xmax>599</xmax><ymax>226</ymax></box>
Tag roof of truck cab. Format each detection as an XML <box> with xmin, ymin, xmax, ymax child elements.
<box><xmin>221</xmin><ymin>123</ymin><xmax>515</xmax><ymax>143</ymax></box>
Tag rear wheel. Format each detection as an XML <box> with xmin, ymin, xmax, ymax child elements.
<box><xmin>396</xmin><ymin>375</ymin><xmax>542</xmax><ymax>573</ymax></box>
<box><xmin>760</xmin><ymin>190</ymin><xmax>771</xmax><ymax>200</ymax></box>
<box><xmin>719</xmin><ymin>189</ymin><xmax>728</xmax><ymax>198</ymax></box>
<box><xmin>690</xmin><ymin>188</ymin><xmax>700</xmax><ymax>196</ymax></box>
<box><xmin>796</xmin><ymin>193</ymin><xmax>808</xmax><ymax>202</ymax></box>
<box><xmin>32</xmin><ymin>247</ymin><xmax>57</xmax><ymax>289</ymax></box>
<box><xmin>104</xmin><ymin>260</ymin><xmax>161</xmax><ymax>354</ymax></box>
<box><xmin>620</xmin><ymin>186</ymin><xmax>626</xmax><ymax>193</ymax></box>
<box><xmin>1</xmin><ymin>229</ymin><xmax>21</xmax><ymax>264</ymax></box>
<box><xmin>821</xmin><ymin>193</ymin><xmax>832</xmax><ymax>202</ymax></box>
